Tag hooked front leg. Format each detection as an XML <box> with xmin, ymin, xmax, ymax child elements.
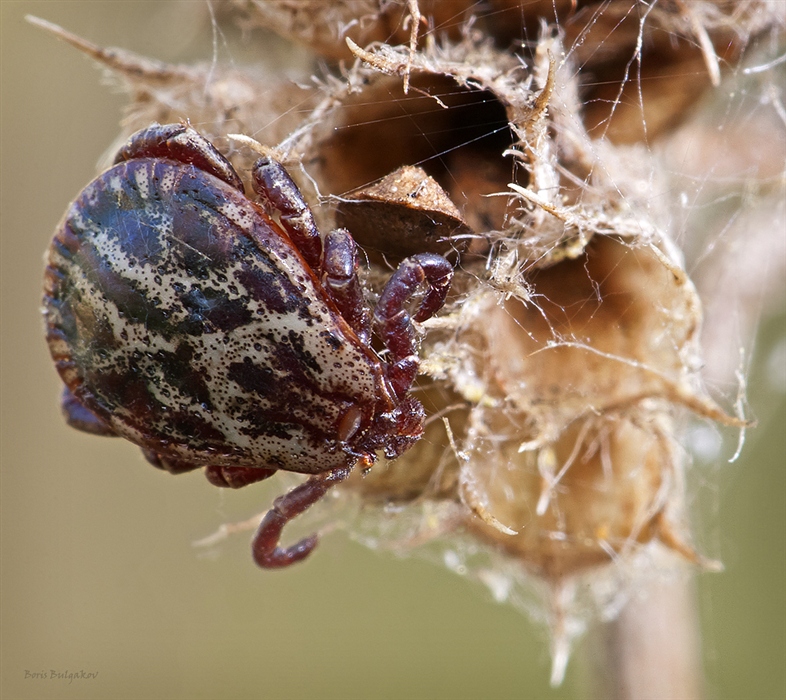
<box><xmin>373</xmin><ymin>254</ymin><xmax>453</xmax><ymax>398</ymax></box>
<box><xmin>252</xmin><ymin>465</ymin><xmax>353</xmax><ymax>569</ymax></box>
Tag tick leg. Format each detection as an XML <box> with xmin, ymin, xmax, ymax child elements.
<box><xmin>251</xmin><ymin>157</ymin><xmax>323</xmax><ymax>273</ymax></box>
<box><xmin>60</xmin><ymin>387</ymin><xmax>117</xmax><ymax>436</ymax></box>
<box><xmin>142</xmin><ymin>453</ymin><xmax>275</xmax><ymax>484</ymax></box>
<box><xmin>323</xmin><ymin>229</ymin><xmax>372</xmax><ymax>345</ymax></box>
<box><xmin>113</xmin><ymin>123</ymin><xmax>244</xmax><ymax>192</ymax></box>
<box><xmin>141</xmin><ymin>448</ymin><xmax>202</xmax><ymax>475</ymax></box>
<box><xmin>373</xmin><ymin>253</ymin><xmax>453</xmax><ymax>397</ymax></box>
<box><xmin>205</xmin><ymin>465</ymin><xmax>277</xmax><ymax>489</ymax></box>
<box><xmin>251</xmin><ymin>465</ymin><xmax>353</xmax><ymax>569</ymax></box>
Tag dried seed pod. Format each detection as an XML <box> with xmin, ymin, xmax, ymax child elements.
<box><xmin>347</xmin><ymin>235</ymin><xmax>729</xmax><ymax>574</ymax></box>
<box><xmin>335</xmin><ymin>165</ymin><xmax>473</xmax><ymax>260</ymax></box>
<box><xmin>229</xmin><ymin>0</ymin><xmax>780</xmax><ymax>142</ymax></box>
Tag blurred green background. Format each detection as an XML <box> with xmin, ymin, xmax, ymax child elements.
<box><xmin>2</xmin><ymin>3</ymin><xmax>784</xmax><ymax>698</ymax></box>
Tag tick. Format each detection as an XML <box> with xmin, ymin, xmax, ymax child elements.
<box><xmin>43</xmin><ymin>123</ymin><xmax>453</xmax><ymax>568</ymax></box>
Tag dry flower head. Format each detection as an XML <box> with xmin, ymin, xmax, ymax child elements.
<box><xmin>30</xmin><ymin>0</ymin><xmax>783</xmax><ymax>682</ymax></box>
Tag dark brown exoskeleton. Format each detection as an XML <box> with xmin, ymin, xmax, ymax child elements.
<box><xmin>43</xmin><ymin>123</ymin><xmax>453</xmax><ymax>568</ymax></box>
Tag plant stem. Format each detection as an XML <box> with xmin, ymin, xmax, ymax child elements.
<box><xmin>585</xmin><ymin>574</ymin><xmax>706</xmax><ymax>699</ymax></box>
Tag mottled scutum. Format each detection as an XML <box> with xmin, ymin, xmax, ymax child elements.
<box><xmin>44</xmin><ymin>157</ymin><xmax>392</xmax><ymax>473</ymax></box>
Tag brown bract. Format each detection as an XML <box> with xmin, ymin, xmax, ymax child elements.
<box><xmin>335</xmin><ymin>165</ymin><xmax>473</xmax><ymax>260</ymax></box>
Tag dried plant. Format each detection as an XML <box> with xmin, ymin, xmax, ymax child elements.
<box><xmin>29</xmin><ymin>0</ymin><xmax>785</xmax><ymax>691</ymax></box>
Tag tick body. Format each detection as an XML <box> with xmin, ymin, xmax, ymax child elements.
<box><xmin>43</xmin><ymin>123</ymin><xmax>453</xmax><ymax>567</ymax></box>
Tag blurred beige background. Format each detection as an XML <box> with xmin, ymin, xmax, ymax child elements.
<box><xmin>2</xmin><ymin>2</ymin><xmax>784</xmax><ymax>699</ymax></box>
